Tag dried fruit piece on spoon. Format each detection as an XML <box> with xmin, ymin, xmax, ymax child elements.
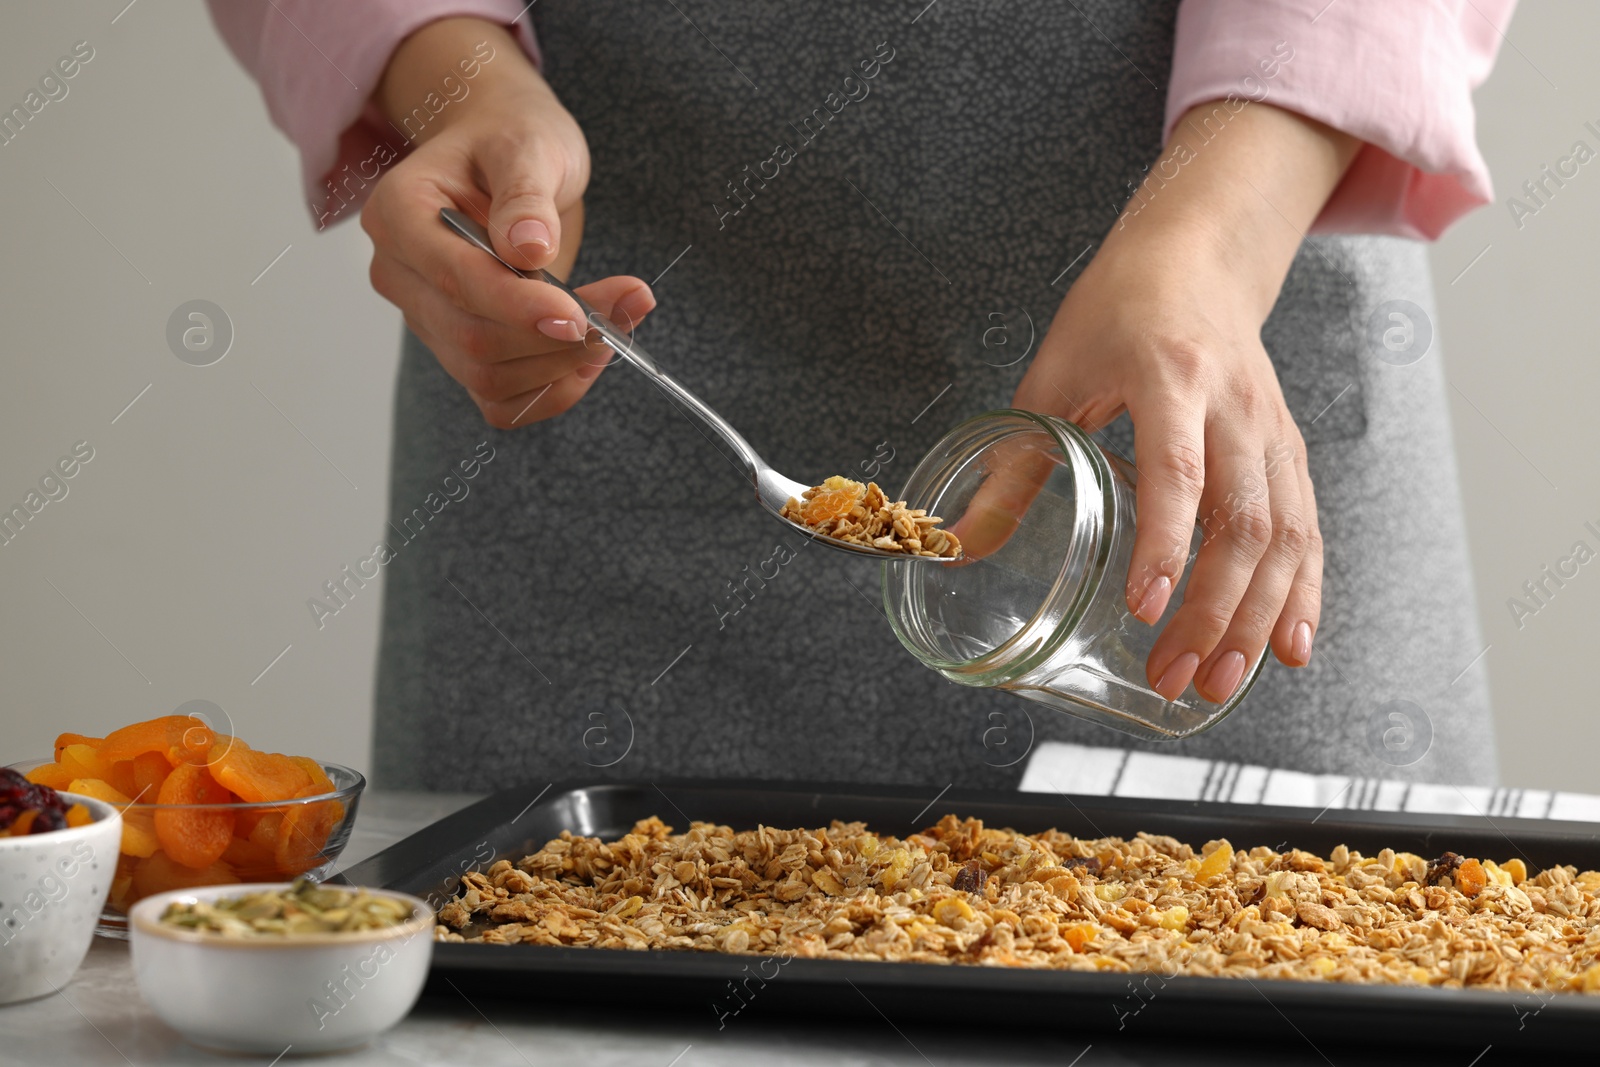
<box><xmin>781</xmin><ymin>476</ymin><xmax>961</xmax><ymax>558</ymax></box>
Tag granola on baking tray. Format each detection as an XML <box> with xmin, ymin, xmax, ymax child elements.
<box><xmin>435</xmin><ymin>815</ymin><xmax>1600</xmax><ymax>993</ymax></box>
<box><xmin>779</xmin><ymin>476</ymin><xmax>961</xmax><ymax>558</ymax></box>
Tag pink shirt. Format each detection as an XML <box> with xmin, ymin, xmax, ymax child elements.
<box><xmin>1168</xmin><ymin>0</ymin><xmax>1516</xmax><ymax>240</ymax></box>
<box><xmin>207</xmin><ymin>0</ymin><xmax>1514</xmax><ymax>240</ymax></box>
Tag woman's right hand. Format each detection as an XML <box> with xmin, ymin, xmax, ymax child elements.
<box><xmin>362</xmin><ymin>18</ymin><xmax>656</xmax><ymax>429</ymax></box>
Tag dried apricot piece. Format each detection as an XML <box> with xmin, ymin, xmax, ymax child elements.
<box><xmin>247</xmin><ymin>811</ymin><xmax>284</xmax><ymax>854</ymax></box>
<box><xmin>800</xmin><ymin>476</ymin><xmax>866</xmax><ymax>525</ymax></box>
<box><xmin>108</xmin><ymin>874</ymin><xmax>134</xmax><ymax>915</ymax></box>
<box><xmin>69</xmin><ymin>778</ymin><xmax>159</xmax><ymax>857</ymax></box>
<box><xmin>202</xmin><ymin>734</ymin><xmax>243</xmax><ymax>769</ymax></box>
<box><xmin>289</xmin><ymin>756</ymin><xmax>335</xmax><ymax>796</ymax></box>
<box><xmin>220</xmin><ymin>835</ymin><xmax>279</xmax><ymax>880</ymax></box>
<box><xmin>8</xmin><ymin>811</ymin><xmax>38</xmax><ymax>836</ymax></box>
<box><xmin>129</xmin><ymin>851</ymin><xmax>238</xmax><ymax>906</ymax></box>
<box><xmin>1197</xmin><ymin>841</ymin><xmax>1234</xmax><ymax>882</ymax></box>
<box><xmin>205</xmin><ymin>736</ymin><xmax>244</xmax><ymax>776</ymax></box>
<box><xmin>1455</xmin><ymin>857</ymin><xmax>1487</xmax><ymax>898</ymax></box>
<box><xmin>234</xmin><ymin>805</ymin><xmax>272</xmax><ymax>840</ymax></box>
<box><xmin>106</xmin><ymin>760</ymin><xmax>139</xmax><ymax>799</ymax></box>
<box><xmin>274</xmin><ymin>790</ymin><xmax>345</xmax><ymax>876</ymax></box>
<box><xmin>99</xmin><ymin>715</ymin><xmax>215</xmax><ymax>767</ymax></box>
<box><xmin>24</xmin><ymin>763</ymin><xmax>74</xmax><ymax>791</ymax></box>
<box><xmin>251</xmin><ymin>809</ymin><xmax>286</xmax><ymax>844</ymax></box>
<box><xmin>64</xmin><ymin>804</ymin><xmax>92</xmax><ymax>828</ymax></box>
<box><xmin>53</xmin><ymin>733</ymin><xmax>103</xmax><ymax>761</ymax></box>
<box><xmin>67</xmin><ymin>777</ymin><xmax>130</xmax><ymax>805</ymax></box>
<box><xmin>1062</xmin><ymin>923</ymin><xmax>1096</xmax><ymax>952</ymax></box>
<box><xmin>210</xmin><ymin>746</ymin><xmax>313</xmax><ymax>803</ymax></box>
<box><xmin>121</xmin><ymin>812</ymin><xmax>160</xmax><ymax>858</ymax></box>
<box><xmin>130</xmin><ymin>751</ymin><xmax>171</xmax><ymax>799</ymax></box>
<box><xmin>98</xmin><ymin>717</ymin><xmax>180</xmax><ymax>762</ymax></box>
<box><xmin>153</xmin><ymin>763</ymin><xmax>236</xmax><ymax>869</ymax></box>
<box><xmin>169</xmin><ymin>719</ymin><xmax>219</xmax><ymax>765</ymax></box>
<box><xmin>58</xmin><ymin>744</ymin><xmax>114</xmax><ymax>783</ymax></box>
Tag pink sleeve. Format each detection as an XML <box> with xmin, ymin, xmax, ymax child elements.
<box><xmin>1166</xmin><ymin>0</ymin><xmax>1516</xmax><ymax>240</ymax></box>
<box><xmin>205</xmin><ymin>0</ymin><xmax>541</xmax><ymax>229</ymax></box>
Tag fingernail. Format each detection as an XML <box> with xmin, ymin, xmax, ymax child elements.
<box><xmin>509</xmin><ymin>219</ymin><xmax>553</xmax><ymax>257</ymax></box>
<box><xmin>537</xmin><ymin>317</ymin><xmax>584</xmax><ymax>342</ymax></box>
<box><xmin>1201</xmin><ymin>650</ymin><xmax>1247</xmax><ymax>703</ymax></box>
<box><xmin>1132</xmin><ymin>575</ymin><xmax>1173</xmax><ymax>624</ymax></box>
<box><xmin>1291</xmin><ymin>621</ymin><xmax>1312</xmax><ymax>666</ymax></box>
<box><xmin>1153</xmin><ymin>652</ymin><xmax>1199</xmax><ymax>701</ymax></box>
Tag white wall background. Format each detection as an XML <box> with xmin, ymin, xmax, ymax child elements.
<box><xmin>1432</xmin><ymin>0</ymin><xmax>1600</xmax><ymax>789</ymax></box>
<box><xmin>0</xmin><ymin>1</ymin><xmax>397</xmax><ymax>773</ymax></box>
<box><xmin>0</xmin><ymin>1</ymin><xmax>1594</xmax><ymax>789</ymax></box>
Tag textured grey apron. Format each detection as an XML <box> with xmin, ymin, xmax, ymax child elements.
<box><xmin>372</xmin><ymin>1</ymin><xmax>1497</xmax><ymax>791</ymax></box>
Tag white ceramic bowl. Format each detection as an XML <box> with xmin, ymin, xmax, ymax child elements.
<box><xmin>0</xmin><ymin>793</ymin><xmax>121</xmax><ymax>1005</ymax></box>
<box><xmin>129</xmin><ymin>883</ymin><xmax>434</xmax><ymax>1055</ymax></box>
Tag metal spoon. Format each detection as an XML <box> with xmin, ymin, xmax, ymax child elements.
<box><xmin>440</xmin><ymin>207</ymin><xmax>958</xmax><ymax>562</ymax></box>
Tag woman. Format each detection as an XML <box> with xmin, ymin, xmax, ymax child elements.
<box><xmin>209</xmin><ymin>0</ymin><xmax>1511</xmax><ymax>791</ymax></box>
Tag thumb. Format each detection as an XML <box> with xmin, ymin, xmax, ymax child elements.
<box><xmin>482</xmin><ymin>140</ymin><xmax>565</xmax><ymax>272</ymax></box>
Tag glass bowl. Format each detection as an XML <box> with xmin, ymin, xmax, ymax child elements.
<box><xmin>11</xmin><ymin>759</ymin><xmax>363</xmax><ymax>939</ymax></box>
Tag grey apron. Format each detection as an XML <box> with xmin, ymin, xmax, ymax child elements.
<box><xmin>372</xmin><ymin>1</ymin><xmax>1496</xmax><ymax>791</ymax></box>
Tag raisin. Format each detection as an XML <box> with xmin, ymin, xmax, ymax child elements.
<box><xmin>0</xmin><ymin>770</ymin><xmax>71</xmax><ymax>836</ymax></box>
<box><xmin>31</xmin><ymin>808</ymin><xmax>65</xmax><ymax>834</ymax></box>
<box><xmin>0</xmin><ymin>769</ymin><xmax>29</xmax><ymax>801</ymax></box>
<box><xmin>1064</xmin><ymin>856</ymin><xmax>1102</xmax><ymax>876</ymax></box>
<box><xmin>1425</xmin><ymin>852</ymin><xmax>1464</xmax><ymax>887</ymax></box>
<box><xmin>952</xmin><ymin>859</ymin><xmax>987</xmax><ymax>894</ymax></box>
<box><xmin>25</xmin><ymin>784</ymin><xmax>65</xmax><ymax>812</ymax></box>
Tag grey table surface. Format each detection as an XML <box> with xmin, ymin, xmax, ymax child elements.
<box><xmin>0</xmin><ymin>791</ymin><xmax>1513</xmax><ymax>1066</ymax></box>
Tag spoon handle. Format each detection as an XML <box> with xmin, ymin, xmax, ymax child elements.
<box><xmin>439</xmin><ymin>208</ymin><xmax>763</xmax><ymax>482</ymax></box>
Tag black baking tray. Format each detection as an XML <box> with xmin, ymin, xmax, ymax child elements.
<box><xmin>339</xmin><ymin>780</ymin><xmax>1600</xmax><ymax>1052</ymax></box>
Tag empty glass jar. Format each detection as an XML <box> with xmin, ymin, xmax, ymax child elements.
<box><xmin>883</xmin><ymin>409</ymin><xmax>1263</xmax><ymax>740</ymax></box>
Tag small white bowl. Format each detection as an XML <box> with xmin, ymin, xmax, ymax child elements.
<box><xmin>129</xmin><ymin>882</ymin><xmax>434</xmax><ymax>1055</ymax></box>
<box><xmin>0</xmin><ymin>793</ymin><xmax>121</xmax><ymax>1005</ymax></box>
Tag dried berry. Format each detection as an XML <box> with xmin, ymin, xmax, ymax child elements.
<box><xmin>31</xmin><ymin>808</ymin><xmax>65</xmax><ymax>834</ymax></box>
<box><xmin>0</xmin><ymin>773</ymin><xmax>74</xmax><ymax>836</ymax></box>
<box><xmin>1426</xmin><ymin>852</ymin><xmax>1464</xmax><ymax>887</ymax></box>
<box><xmin>952</xmin><ymin>859</ymin><xmax>987</xmax><ymax>894</ymax></box>
<box><xmin>1064</xmin><ymin>856</ymin><xmax>1102</xmax><ymax>876</ymax></box>
<box><xmin>26</xmin><ymin>784</ymin><xmax>64</xmax><ymax>812</ymax></box>
<box><xmin>0</xmin><ymin>769</ymin><xmax>30</xmax><ymax>801</ymax></box>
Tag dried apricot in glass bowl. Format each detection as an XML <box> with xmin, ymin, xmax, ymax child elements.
<box><xmin>10</xmin><ymin>753</ymin><xmax>363</xmax><ymax>940</ymax></box>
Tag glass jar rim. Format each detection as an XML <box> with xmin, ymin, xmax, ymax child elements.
<box><xmin>883</xmin><ymin>408</ymin><xmax>1117</xmax><ymax>685</ymax></box>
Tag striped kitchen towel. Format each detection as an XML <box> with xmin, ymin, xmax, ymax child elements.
<box><xmin>1018</xmin><ymin>742</ymin><xmax>1600</xmax><ymax>823</ymax></box>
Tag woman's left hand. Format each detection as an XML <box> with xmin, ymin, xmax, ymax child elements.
<box><xmin>1013</xmin><ymin>100</ymin><xmax>1359</xmax><ymax>704</ymax></box>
